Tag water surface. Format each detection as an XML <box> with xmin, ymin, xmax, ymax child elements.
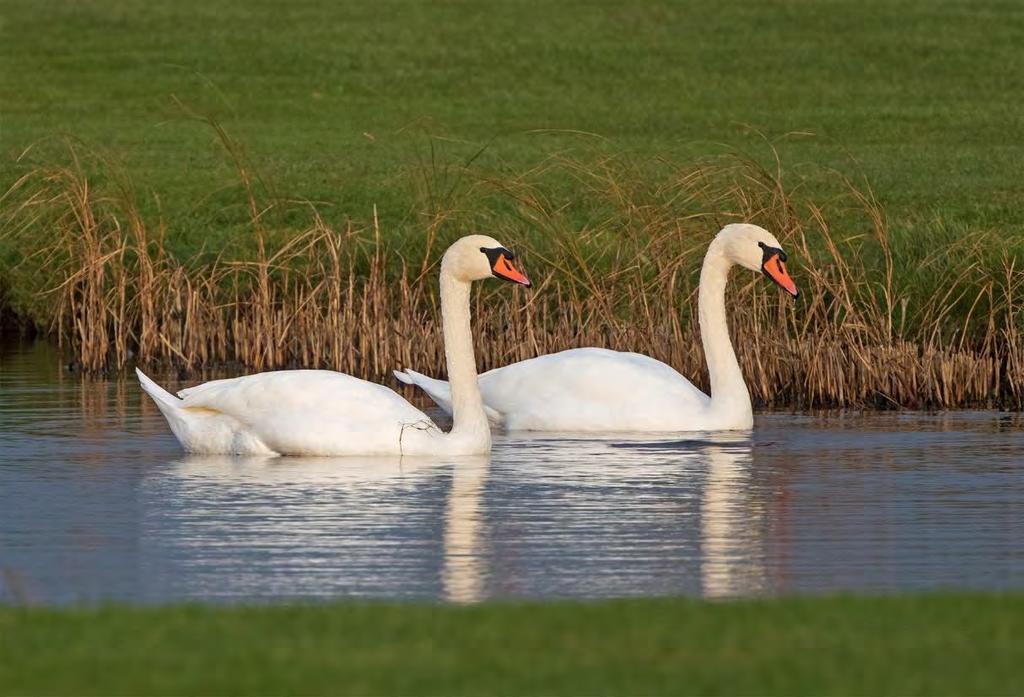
<box><xmin>2</xmin><ymin>341</ymin><xmax>1022</xmax><ymax>605</ymax></box>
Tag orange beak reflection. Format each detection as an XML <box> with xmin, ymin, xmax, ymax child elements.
<box><xmin>762</xmin><ymin>254</ymin><xmax>798</xmax><ymax>297</ymax></box>
<box><xmin>492</xmin><ymin>254</ymin><xmax>532</xmax><ymax>287</ymax></box>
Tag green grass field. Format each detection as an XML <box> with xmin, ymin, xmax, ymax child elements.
<box><xmin>3</xmin><ymin>0</ymin><xmax>1024</xmax><ymax>256</ymax></box>
<box><xmin>2</xmin><ymin>594</ymin><xmax>1022</xmax><ymax>695</ymax></box>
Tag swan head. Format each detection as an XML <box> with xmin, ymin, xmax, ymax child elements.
<box><xmin>717</xmin><ymin>223</ymin><xmax>798</xmax><ymax>298</ymax></box>
<box><xmin>442</xmin><ymin>235</ymin><xmax>532</xmax><ymax>287</ymax></box>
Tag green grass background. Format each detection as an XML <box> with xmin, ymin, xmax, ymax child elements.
<box><xmin>3</xmin><ymin>0</ymin><xmax>1024</xmax><ymax>257</ymax></box>
<box><xmin>2</xmin><ymin>595</ymin><xmax>1022</xmax><ymax>695</ymax></box>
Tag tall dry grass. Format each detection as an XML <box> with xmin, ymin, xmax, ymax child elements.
<box><xmin>3</xmin><ymin>141</ymin><xmax>1024</xmax><ymax>409</ymax></box>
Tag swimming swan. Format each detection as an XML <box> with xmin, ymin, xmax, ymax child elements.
<box><xmin>137</xmin><ymin>235</ymin><xmax>531</xmax><ymax>455</ymax></box>
<box><xmin>395</xmin><ymin>224</ymin><xmax>797</xmax><ymax>432</ymax></box>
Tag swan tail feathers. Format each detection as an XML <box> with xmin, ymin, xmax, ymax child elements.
<box><xmin>136</xmin><ymin>368</ymin><xmax>180</xmax><ymax>411</ymax></box>
<box><xmin>136</xmin><ymin>368</ymin><xmax>199</xmax><ymax>448</ymax></box>
<box><xmin>136</xmin><ymin>369</ymin><xmax>274</xmax><ymax>455</ymax></box>
<box><xmin>394</xmin><ymin>369</ymin><xmax>455</xmax><ymax>416</ymax></box>
<box><xmin>394</xmin><ymin>368</ymin><xmax>503</xmax><ymax>426</ymax></box>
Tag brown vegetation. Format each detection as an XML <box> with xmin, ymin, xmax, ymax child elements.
<box><xmin>3</xmin><ymin>143</ymin><xmax>1024</xmax><ymax>409</ymax></box>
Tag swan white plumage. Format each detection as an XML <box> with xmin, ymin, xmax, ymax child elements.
<box><xmin>395</xmin><ymin>223</ymin><xmax>797</xmax><ymax>432</ymax></box>
<box><xmin>137</xmin><ymin>235</ymin><xmax>531</xmax><ymax>456</ymax></box>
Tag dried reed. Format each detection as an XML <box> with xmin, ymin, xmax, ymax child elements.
<box><xmin>3</xmin><ymin>142</ymin><xmax>1024</xmax><ymax>409</ymax></box>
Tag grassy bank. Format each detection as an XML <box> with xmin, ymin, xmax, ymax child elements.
<box><xmin>1</xmin><ymin>594</ymin><xmax>1021</xmax><ymax>695</ymax></box>
<box><xmin>4</xmin><ymin>145</ymin><xmax>1024</xmax><ymax>408</ymax></box>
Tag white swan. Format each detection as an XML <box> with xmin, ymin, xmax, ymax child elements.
<box><xmin>137</xmin><ymin>235</ymin><xmax>531</xmax><ymax>456</ymax></box>
<box><xmin>395</xmin><ymin>223</ymin><xmax>797</xmax><ymax>432</ymax></box>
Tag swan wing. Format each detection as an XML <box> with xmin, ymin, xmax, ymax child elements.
<box><xmin>178</xmin><ymin>370</ymin><xmax>438</xmax><ymax>455</ymax></box>
<box><xmin>478</xmin><ymin>348</ymin><xmax>710</xmax><ymax>431</ymax></box>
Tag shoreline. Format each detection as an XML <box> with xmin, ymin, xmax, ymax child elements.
<box><xmin>3</xmin><ymin>335</ymin><xmax>1023</xmax><ymax>412</ymax></box>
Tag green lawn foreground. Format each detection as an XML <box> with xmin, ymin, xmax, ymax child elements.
<box><xmin>1</xmin><ymin>594</ymin><xmax>1021</xmax><ymax>695</ymax></box>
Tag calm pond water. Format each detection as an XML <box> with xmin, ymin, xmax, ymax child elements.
<box><xmin>1</xmin><ymin>340</ymin><xmax>1022</xmax><ymax>605</ymax></box>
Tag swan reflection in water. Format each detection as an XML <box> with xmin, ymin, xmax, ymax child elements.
<box><xmin>523</xmin><ymin>432</ymin><xmax>765</xmax><ymax>599</ymax></box>
<box><xmin>139</xmin><ymin>434</ymin><xmax>765</xmax><ymax>603</ymax></box>
<box><xmin>698</xmin><ymin>440</ymin><xmax>766</xmax><ymax>597</ymax></box>
<box><xmin>141</xmin><ymin>453</ymin><xmax>489</xmax><ymax>603</ymax></box>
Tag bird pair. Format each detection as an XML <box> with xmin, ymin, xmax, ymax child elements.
<box><xmin>139</xmin><ymin>224</ymin><xmax>797</xmax><ymax>457</ymax></box>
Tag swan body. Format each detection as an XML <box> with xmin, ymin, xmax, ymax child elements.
<box><xmin>138</xmin><ymin>235</ymin><xmax>531</xmax><ymax>456</ymax></box>
<box><xmin>139</xmin><ymin>369</ymin><xmax>449</xmax><ymax>456</ymax></box>
<box><xmin>396</xmin><ymin>348</ymin><xmax>714</xmax><ymax>431</ymax></box>
<box><xmin>396</xmin><ymin>224</ymin><xmax>798</xmax><ymax>433</ymax></box>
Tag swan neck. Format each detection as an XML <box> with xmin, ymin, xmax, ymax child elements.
<box><xmin>698</xmin><ymin>247</ymin><xmax>752</xmax><ymax>418</ymax></box>
<box><xmin>439</xmin><ymin>270</ymin><xmax>491</xmax><ymax>445</ymax></box>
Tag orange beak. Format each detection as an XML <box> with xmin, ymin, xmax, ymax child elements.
<box><xmin>762</xmin><ymin>254</ymin><xmax>798</xmax><ymax>297</ymax></box>
<box><xmin>492</xmin><ymin>253</ymin><xmax>532</xmax><ymax>287</ymax></box>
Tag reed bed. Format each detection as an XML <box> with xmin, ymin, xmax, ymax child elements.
<box><xmin>3</xmin><ymin>143</ymin><xmax>1024</xmax><ymax>409</ymax></box>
